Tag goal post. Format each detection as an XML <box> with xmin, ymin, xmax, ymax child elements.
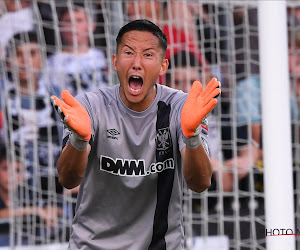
<box><xmin>258</xmin><ymin>1</ymin><xmax>295</xmax><ymax>249</ymax></box>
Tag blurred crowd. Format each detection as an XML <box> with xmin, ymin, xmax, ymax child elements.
<box><xmin>0</xmin><ymin>1</ymin><xmax>299</xmax><ymax>249</ymax></box>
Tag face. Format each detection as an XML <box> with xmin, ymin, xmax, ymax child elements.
<box><xmin>7</xmin><ymin>42</ymin><xmax>43</xmax><ymax>85</ymax></box>
<box><xmin>0</xmin><ymin>159</ymin><xmax>24</xmax><ymax>193</ymax></box>
<box><xmin>126</xmin><ymin>1</ymin><xmax>161</xmax><ymax>21</ymax></box>
<box><xmin>113</xmin><ymin>30</ymin><xmax>168</xmax><ymax>111</ymax></box>
<box><xmin>289</xmin><ymin>47</ymin><xmax>300</xmax><ymax>77</ymax></box>
<box><xmin>60</xmin><ymin>9</ymin><xmax>95</xmax><ymax>47</ymax></box>
<box><xmin>4</xmin><ymin>1</ymin><xmax>31</xmax><ymax>12</ymax></box>
<box><xmin>173</xmin><ymin>66</ymin><xmax>199</xmax><ymax>93</ymax></box>
<box><xmin>289</xmin><ymin>45</ymin><xmax>300</xmax><ymax>96</ymax></box>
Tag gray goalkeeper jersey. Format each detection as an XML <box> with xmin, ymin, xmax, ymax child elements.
<box><xmin>64</xmin><ymin>84</ymin><xmax>191</xmax><ymax>250</ymax></box>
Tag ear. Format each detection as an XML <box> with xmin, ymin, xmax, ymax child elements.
<box><xmin>112</xmin><ymin>54</ymin><xmax>117</xmax><ymax>71</ymax></box>
<box><xmin>159</xmin><ymin>59</ymin><xmax>169</xmax><ymax>76</ymax></box>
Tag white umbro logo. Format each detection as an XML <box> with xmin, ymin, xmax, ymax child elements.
<box><xmin>107</xmin><ymin>129</ymin><xmax>120</xmax><ymax>140</ymax></box>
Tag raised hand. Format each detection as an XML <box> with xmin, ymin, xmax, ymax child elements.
<box><xmin>181</xmin><ymin>78</ymin><xmax>220</xmax><ymax>139</ymax></box>
<box><xmin>51</xmin><ymin>90</ymin><xmax>91</xmax><ymax>142</ymax></box>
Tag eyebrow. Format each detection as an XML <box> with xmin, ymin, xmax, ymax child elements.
<box><xmin>123</xmin><ymin>45</ymin><xmax>156</xmax><ymax>52</ymax></box>
<box><xmin>124</xmin><ymin>44</ymin><xmax>134</xmax><ymax>51</ymax></box>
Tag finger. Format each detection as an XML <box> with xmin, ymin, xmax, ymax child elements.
<box><xmin>51</xmin><ymin>95</ymin><xmax>69</xmax><ymax>110</ymax></box>
<box><xmin>203</xmin><ymin>98</ymin><xmax>218</xmax><ymax>115</ymax></box>
<box><xmin>61</xmin><ymin>90</ymin><xmax>81</xmax><ymax>107</ymax></box>
<box><xmin>205</xmin><ymin>77</ymin><xmax>219</xmax><ymax>89</ymax></box>
<box><xmin>201</xmin><ymin>78</ymin><xmax>219</xmax><ymax>97</ymax></box>
<box><xmin>200</xmin><ymin>87</ymin><xmax>221</xmax><ymax>107</ymax></box>
<box><xmin>58</xmin><ymin>106</ymin><xmax>67</xmax><ymax>121</ymax></box>
<box><xmin>187</xmin><ymin>81</ymin><xmax>203</xmax><ymax>100</ymax></box>
<box><xmin>206</xmin><ymin>88</ymin><xmax>221</xmax><ymax>102</ymax></box>
<box><xmin>214</xmin><ymin>86</ymin><xmax>221</xmax><ymax>98</ymax></box>
<box><xmin>50</xmin><ymin>96</ymin><xmax>69</xmax><ymax>121</ymax></box>
<box><xmin>201</xmin><ymin>80</ymin><xmax>221</xmax><ymax>102</ymax></box>
<box><xmin>214</xmin><ymin>80</ymin><xmax>221</xmax><ymax>98</ymax></box>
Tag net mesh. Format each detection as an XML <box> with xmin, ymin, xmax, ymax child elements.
<box><xmin>0</xmin><ymin>0</ymin><xmax>299</xmax><ymax>249</ymax></box>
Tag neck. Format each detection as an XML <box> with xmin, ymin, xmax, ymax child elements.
<box><xmin>19</xmin><ymin>79</ymin><xmax>38</xmax><ymax>95</ymax></box>
<box><xmin>62</xmin><ymin>45</ymin><xmax>90</xmax><ymax>54</ymax></box>
<box><xmin>119</xmin><ymin>84</ymin><xmax>157</xmax><ymax>112</ymax></box>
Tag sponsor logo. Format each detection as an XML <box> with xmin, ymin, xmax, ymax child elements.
<box><xmin>100</xmin><ymin>155</ymin><xmax>174</xmax><ymax>176</ymax></box>
<box><xmin>107</xmin><ymin>128</ymin><xmax>120</xmax><ymax>140</ymax></box>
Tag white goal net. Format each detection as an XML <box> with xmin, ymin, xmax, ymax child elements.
<box><xmin>0</xmin><ymin>0</ymin><xmax>299</xmax><ymax>249</ymax></box>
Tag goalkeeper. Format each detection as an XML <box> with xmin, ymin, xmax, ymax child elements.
<box><xmin>51</xmin><ymin>19</ymin><xmax>220</xmax><ymax>250</ymax></box>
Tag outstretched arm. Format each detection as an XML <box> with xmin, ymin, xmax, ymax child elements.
<box><xmin>56</xmin><ymin>142</ymin><xmax>91</xmax><ymax>189</ymax></box>
<box><xmin>181</xmin><ymin>144</ymin><xmax>213</xmax><ymax>193</ymax></box>
<box><xmin>181</xmin><ymin>78</ymin><xmax>220</xmax><ymax>193</ymax></box>
<box><xmin>51</xmin><ymin>90</ymin><xmax>91</xmax><ymax>189</ymax></box>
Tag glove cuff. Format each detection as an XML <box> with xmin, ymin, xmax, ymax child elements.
<box><xmin>70</xmin><ymin>133</ymin><xmax>88</xmax><ymax>151</ymax></box>
<box><xmin>183</xmin><ymin>126</ymin><xmax>202</xmax><ymax>149</ymax></box>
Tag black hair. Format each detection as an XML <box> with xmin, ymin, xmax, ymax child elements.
<box><xmin>168</xmin><ymin>50</ymin><xmax>201</xmax><ymax>69</ymax></box>
<box><xmin>6</xmin><ymin>31</ymin><xmax>39</xmax><ymax>58</ymax></box>
<box><xmin>116</xmin><ymin>19</ymin><xmax>167</xmax><ymax>56</ymax></box>
<box><xmin>0</xmin><ymin>144</ymin><xmax>7</xmax><ymax>163</ymax></box>
<box><xmin>0</xmin><ymin>144</ymin><xmax>21</xmax><ymax>163</ymax></box>
<box><xmin>58</xmin><ymin>3</ymin><xmax>86</xmax><ymax>21</ymax></box>
<box><xmin>166</xmin><ymin>50</ymin><xmax>202</xmax><ymax>85</ymax></box>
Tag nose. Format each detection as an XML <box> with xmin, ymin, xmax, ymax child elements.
<box><xmin>19</xmin><ymin>53</ymin><xmax>26</xmax><ymax>65</ymax></box>
<box><xmin>132</xmin><ymin>54</ymin><xmax>142</xmax><ymax>70</ymax></box>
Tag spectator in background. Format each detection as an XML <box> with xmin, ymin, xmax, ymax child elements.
<box><xmin>229</xmin><ymin>26</ymin><xmax>300</xmax><ymax>250</ymax></box>
<box><xmin>42</xmin><ymin>3</ymin><xmax>108</xmax><ymax>97</ymax></box>
<box><xmin>126</xmin><ymin>1</ymin><xmax>161</xmax><ymax>24</ymax></box>
<box><xmin>0</xmin><ymin>111</ymin><xmax>3</xmax><ymax>142</ymax></box>
<box><xmin>37</xmin><ymin>1</ymin><xmax>107</xmax><ymax>56</ymax></box>
<box><xmin>289</xmin><ymin>29</ymin><xmax>300</xmax><ymax>113</ymax></box>
<box><xmin>236</xmin><ymin>29</ymin><xmax>300</xmax><ymax>160</ymax></box>
<box><xmin>162</xmin><ymin>2</ymin><xmax>201</xmax><ymax>61</ymax></box>
<box><xmin>93</xmin><ymin>2</ymin><xmax>107</xmax><ymax>49</ymax></box>
<box><xmin>287</xmin><ymin>5</ymin><xmax>300</xmax><ymax>27</ymax></box>
<box><xmin>166</xmin><ymin>50</ymin><xmax>211</xmax><ymax>93</ymax></box>
<box><xmin>0</xmin><ymin>144</ymin><xmax>62</xmax><ymax>246</ymax></box>
<box><xmin>0</xmin><ymin>1</ymin><xmax>66</xmax><ymax>60</ymax></box>
<box><xmin>0</xmin><ymin>31</ymin><xmax>63</xmax><ymax>222</ymax></box>
<box><xmin>168</xmin><ymin>50</ymin><xmax>259</xmax><ymax>192</ymax></box>
<box><xmin>167</xmin><ymin>50</ymin><xmax>263</xmax><ymax>246</ymax></box>
<box><xmin>208</xmin><ymin>6</ymin><xmax>260</xmax><ymax>192</ymax></box>
<box><xmin>167</xmin><ymin>49</ymin><xmax>220</xmax><ymax>170</ymax></box>
<box><xmin>233</xmin><ymin>5</ymin><xmax>260</xmax><ymax>82</ymax></box>
<box><xmin>0</xmin><ymin>1</ymin><xmax>35</xmax><ymax>59</ymax></box>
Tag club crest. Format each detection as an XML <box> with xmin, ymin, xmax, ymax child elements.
<box><xmin>156</xmin><ymin>127</ymin><xmax>172</xmax><ymax>151</ymax></box>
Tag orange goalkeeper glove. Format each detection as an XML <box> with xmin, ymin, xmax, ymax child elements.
<box><xmin>181</xmin><ymin>78</ymin><xmax>220</xmax><ymax>148</ymax></box>
<box><xmin>51</xmin><ymin>90</ymin><xmax>91</xmax><ymax>151</ymax></box>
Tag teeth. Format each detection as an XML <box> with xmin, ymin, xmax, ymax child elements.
<box><xmin>131</xmin><ymin>76</ymin><xmax>140</xmax><ymax>79</ymax></box>
<box><xmin>130</xmin><ymin>87</ymin><xmax>141</xmax><ymax>93</ymax></box>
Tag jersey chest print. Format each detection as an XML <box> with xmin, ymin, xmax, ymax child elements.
<box><xmin>99</xmin><ymin>101</ymin><xmax>175</xmax><ymax>177</ymax></box>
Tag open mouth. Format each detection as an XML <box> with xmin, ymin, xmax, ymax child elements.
<box><xmin>129</xmin><ymin>76</ymin><xmax>143</xmax><ymax>93</ymax></box>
